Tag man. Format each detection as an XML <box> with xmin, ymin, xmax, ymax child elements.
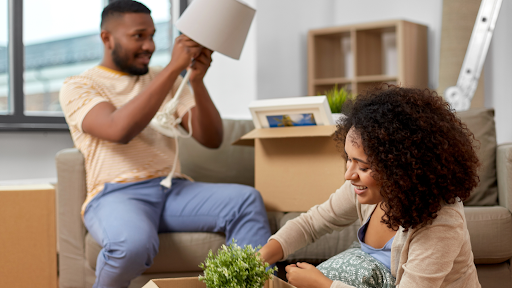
<box><xmin>59</xmin><ymin>1</ymin><xmax>271</xmax><ymax>287</ymax></box>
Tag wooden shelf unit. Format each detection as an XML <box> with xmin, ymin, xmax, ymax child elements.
<box><xmin>308</xmin><ymin>20</ymin><xmax>428</xmax><ymax>96</ymax></box>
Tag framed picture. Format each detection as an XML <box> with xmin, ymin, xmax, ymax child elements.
<box><xmin>249</xmin><ymin>96</ymin><xmax>333</xmax><ymax>129</ymax></box>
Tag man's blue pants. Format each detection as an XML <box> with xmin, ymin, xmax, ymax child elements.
<box><xmin>83</xmin><ymin>177</ymin><xmax>271</xmax><ymax>288</ymax></box>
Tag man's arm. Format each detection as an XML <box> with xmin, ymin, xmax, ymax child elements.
<box><xmin>82</xmin><ymin>36</ymin><xmax>202</xmax><ymax>144</ymax></box>
<box><xmin>181</xmin><ymin>49</ymin><xmax>223</xmax><ymax>148</ymax></box>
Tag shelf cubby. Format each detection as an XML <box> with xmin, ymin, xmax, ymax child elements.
<box><xmin>308</xmin><ymin>20</ymin><xmax>428</xmax><ymax>97</ymax></box>
<box><xmin>312</xmin><ymin>31</ymin><xmax>352</xmax><ymax>79</ymax></box>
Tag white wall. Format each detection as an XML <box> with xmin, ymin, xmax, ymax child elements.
<box><xmin>255</xmin><ymin>0</ymin><xmax>335</xmax><ymax>99</ymax></box>
<box><xmin>0</xmin><ymin>132</ymin><xmax>74</xmax><ymax>182</ymax></box>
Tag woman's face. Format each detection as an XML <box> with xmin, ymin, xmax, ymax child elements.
<box><xmin>344</xmin><ymin>128</ymin><xmax>382</xmax><ymax>204</ymax></box>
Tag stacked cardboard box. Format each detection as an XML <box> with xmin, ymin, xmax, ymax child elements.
<box><xmin>0</xmin><ymin>184</ymin><xmax>57</xmax><ymax>288</ymax></box>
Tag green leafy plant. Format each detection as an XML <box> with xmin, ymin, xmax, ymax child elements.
<box><xmin>199</xmin><ymin>240</ymin><xmax>278</xmax><ymax>288</ymax></box>
<box><xmin>321</xmin><ymin>84</ymin><xmax>354</xmax><ymax>113</ymax></box>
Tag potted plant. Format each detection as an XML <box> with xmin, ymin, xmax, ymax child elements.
<box><xmin>199</xmin><ymin>240</ymin><xmax>278</xmax><ymax>288</ymax></box>
<box><xmin>320</xmin><ymin>84</ymin><xmax>354</xmax><ymax>123</ymax></box>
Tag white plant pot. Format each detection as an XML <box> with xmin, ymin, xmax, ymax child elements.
<box><xmin>331</xmin><ymin>113</ymin><xmax>344</xmax><ymax>124</ymax></box>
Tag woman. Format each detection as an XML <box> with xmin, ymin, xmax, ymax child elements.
<box><xmin>259</xmin><ymin>85</ymin><xmax>481</xmax><ymax>288</ymax></box>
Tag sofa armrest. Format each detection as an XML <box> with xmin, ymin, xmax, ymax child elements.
<box><xmin>496</xmin><ymin>143</ymin><xmax>512</xmax><ymax>212</ymax></box>
<box><xmin>56</xmin><ymin>148</ymin><xmax>88</xmax><ymax>287</ymax></box>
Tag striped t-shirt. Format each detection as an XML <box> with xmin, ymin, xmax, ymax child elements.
<box><xmin>59</xmin><ymin>66</ymin><xmax>195</xmax><ymax>214</ymax></box>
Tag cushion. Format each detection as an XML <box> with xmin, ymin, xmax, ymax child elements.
<box><xmin>179</xmin><ymin>119</ymin><xmax>255</xmax><ymax>186</ymax></box>
<box><xmin>85</xmin><ymin>211</ymin><xmax>285</xmax><ymax>274</ymax></box>
<box><xmin>475</xmin><ymin>262</ymin><xmax>512</xmax><ymax>288</ymax></box>
<box><xmin>85</xmin><ymin>232</ymin><xmax>225</xmax><ymax>273</ymax></box>
<box><xmin>464</xmin><ymin>206</ymin><xmax>512</xmax><ymax>264</ymax></box>
<box><xmin>316</xmin><ymin>244</ymin><xmax>396</xmax><ymax>288</ymax></box>
<box><xmin>457</xmin><ymin>108</ymin><xmax>498</xmax><ymax>206</ymax></box>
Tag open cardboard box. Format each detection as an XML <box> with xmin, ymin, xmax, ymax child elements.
<box><xmin>143</xmin><ymin>276</ymin><xmax>296</xmax><ymax>288</ymax></box>
<box><xmin>234</xmin><ymin>125</ymin><xmax>346</xmax><ymax>212</ymax></box>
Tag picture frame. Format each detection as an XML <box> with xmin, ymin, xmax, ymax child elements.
<box><xmin>248</xmin><ymin>96</ymin><xmax>334</xmax><ymax>129</ymax></box>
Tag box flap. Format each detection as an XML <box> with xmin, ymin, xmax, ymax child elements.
<box><xmin>233</xmin><ymin>125</ymin><xmax>336</xmax><ymax>146</ymax></box>
<box><xmin>0</xmin><ymin>183</ymin><xmax>54</xmax><ymax>191</ymax></box>
<box><xmin>143</xmin><ymin>277</ymin><xmax>206</xmax><ymax>288</ymax></box>
<box><xmin>142</xmin><ymin>280</ymin><xmax>160</xmax><ymax>288</ymax></box>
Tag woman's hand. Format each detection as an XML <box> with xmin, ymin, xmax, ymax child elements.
<box><xmin>285</xmin><ymin>262</ymin><xmax>333</xmax><ymax>288</ymax></box>
<box><xmin>257</xmin><ymin>239</ymin><xmax>284</xmax><ymax>266</ymax></box>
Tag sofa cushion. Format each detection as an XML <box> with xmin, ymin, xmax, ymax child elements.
<box><xmin>464</xmin><ymin>206</ymin><xmax>512</xmax><ymax>264</ymax></box>
<box><xmin>475</xmin><ymin>262</ymin><xmax>512</xmax><ymax>288</ymax></box>
<box><xmin>457</xmin><ymin>108</ymin><xmax>498</xmax><ymax>206</ymax></box>
<box><xmin>86</xmin><ymin>232</ymin><xmax>225</xmax><ymax>273</ymax></box>
<box><xmin>85</xmin><ymin>211</ymin><xmax>285</xmax><ymax>273</ymax></box>
<box><xmin>179</xmin><ymin>119</ymin><xmax>255</xmax><ymax>186</ymax></box>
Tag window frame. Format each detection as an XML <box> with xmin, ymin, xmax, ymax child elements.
<box><xmin>0</xmin><ymin>0</ymin><xmax>68</xmax><ymax>131</ymax></box>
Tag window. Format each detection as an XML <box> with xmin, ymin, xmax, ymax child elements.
<box><xmin>0</xmin><ymin>0</ymin><xmax>104</xmax><ymax>129</ymax></box>
<box><xmin>0</xmin><ymin>0</ymin><xmax>181</xmax><ymax>130</ymax></box>
<box><xmin>23</xmin><ymin>0</ymin><xmax>104</xmax><ymax>118</ymax></box>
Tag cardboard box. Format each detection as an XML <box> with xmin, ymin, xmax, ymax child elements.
<box><xmin>234</xmin><ymin>125</ymin><xmax>346</xmax><ymax>212</ymax></box>
<box><xmin>0</xmin><ymin>184</ymin><xmax>57</xmax><ymax>288</ymax></box>
<box><xmin>143</xmin><ymin>276</ymin><xmax>296</xmax><ymax>288</ymax></box>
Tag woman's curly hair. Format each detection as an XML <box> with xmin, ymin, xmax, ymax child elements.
<box><xmin>334</xmin><ymin>85</ymin><xmax>480</xmax><ymax>231</ymax></box>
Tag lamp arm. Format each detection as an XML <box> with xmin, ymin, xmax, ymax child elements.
<box><xmin>168</xmin><ymin>68</ymin><xmax>192</xmax><ymax>113</ymax></box>
<box><xmin>149</xmin><ymin>68</ymin><xmax>193</xmax><ymax>137</ymax></box>
<box><xmin>445</xmin><ymin>0</ymin><xmax>502</xmax><ymax>111</ymax></box>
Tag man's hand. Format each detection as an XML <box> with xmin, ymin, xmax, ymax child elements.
<box><xmin>170</xmin><ymin>34</ymin><xmax>202</xmax><ymax>73</ymax></box>
<box><xmin>285</xmin><ymin>262</ymin><xmax>333</xmax><ymax>288</ymax></box>
<box><xmin>190</xmin><ymin>48</ymin><xmax>213</xmax><ymax>83</ymax></box>
<box><xmin>176</xmin><ymin>41</ymin><xmax>221</xmax><ymax>148</ymax></box>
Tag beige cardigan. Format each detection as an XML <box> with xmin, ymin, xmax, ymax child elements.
<box><xmin>270</xmin><ymin>181</ymin><xmax>481</xmax><ymax>288</ymax></box>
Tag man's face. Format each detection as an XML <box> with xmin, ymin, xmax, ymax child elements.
<box><xmin>109</xmin><ymin>13</ymin><xmax>156</xmax><ymax>75</ymax></box>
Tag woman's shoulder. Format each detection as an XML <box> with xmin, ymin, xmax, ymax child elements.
<box><xmin>408</xmin><ymin>200</ymin><xmax>466</xmax><ymax>237</ymax></box>
<box><xmin>434</xmin><ymin>200</ymin><xmax>465</xmax><ymax>224</ymax></box>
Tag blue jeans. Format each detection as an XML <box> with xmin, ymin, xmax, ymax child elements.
<box><xmin>83</xmin><ymin>177</ymin><xmax>271</xmax><ymax>288</ymax></box>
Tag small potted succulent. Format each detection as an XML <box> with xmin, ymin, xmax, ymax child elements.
<box><xmin>320</xmin><ymin>84</ymin><xmax>354</xmax><ymax>123</ymax></box>
<box><xmin>199</xmin><ymin>240</ymin><xmax>278</xmax><ymax>288</ymax></box>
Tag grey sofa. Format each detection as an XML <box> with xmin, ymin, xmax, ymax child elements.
<box><xmin>56</xmin><ymin>111</ymin><xmax>512</xmax><ymax>288</ymax></box>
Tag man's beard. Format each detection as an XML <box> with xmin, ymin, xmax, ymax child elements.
<box><xmin>111</xmin><ymin>42</ymin><xmax>150</xmax><ymax>76</ymax></box>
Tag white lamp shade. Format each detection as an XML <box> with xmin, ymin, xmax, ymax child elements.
<box><xmin>176</xmin><ymin>0</ymin><xmax>256</xmax><ymax>60</ymax></box>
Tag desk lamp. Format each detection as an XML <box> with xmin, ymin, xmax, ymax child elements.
<box><xmin>150</xmin><ymin>0</ymin><xmax>256</xmax><ymax>137</ymax></box>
